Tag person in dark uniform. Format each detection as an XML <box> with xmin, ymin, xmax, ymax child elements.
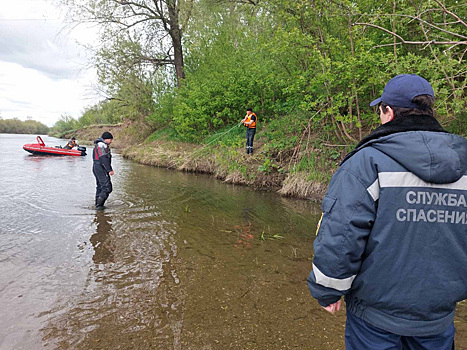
<box><xmin>93</xmin><ymin>131</ymin><xmax>114</xmax><ymax>209</ymax></box>
<box><xmin>241</xmin><ymin>108</ymin><xmax>257</xmax><ymax>154</ymax></box>
<box><xmin>307</xmin><ymin>74</ymin><xmax>467</xmax><ymax>349</ymax></box>
<box><xmin>64</xmin><ymin>137</ymin><xmax>78</xmax><ymax>149</ymax></box>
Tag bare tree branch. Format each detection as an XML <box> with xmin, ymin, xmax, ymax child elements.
<box><xmin>393</xmin><ymin>13</ymin><xmax>467</xmax><ymax>40</ymax></box>
<box><xmin>353</xmin><ymin>22</ymin><xmax>467</xmax><ymax>46</ymax></box>
<box><xmin>432</xmin><ymin>0</ymin><xmax>467</xmax><ymax>28</ymax></box>
<box><xmin>66</xmin><ymin>0</ymin><xmax>188</xmax><ymax>86</ymax></box>
<box><xmin>418</xmin><ymin>20</ymin><xmax>456</xmax><ymax>91</ymax></box>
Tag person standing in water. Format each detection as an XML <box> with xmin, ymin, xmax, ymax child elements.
<box><xmin>93</xmin><ymin>132</ymin><xmax>114</xmax><ymax>209</ymax></box>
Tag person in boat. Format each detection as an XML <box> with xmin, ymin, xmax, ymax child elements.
<box><xmin>307</xmin><ymin>74</ymin><xmax>467</xmax><ymax>349</ymax></box>
<box><xmin>92</xmin><ymin>132</ymin><xmax>114</xmax><ymax>209</ymax></box>
<box><xmin>64</xmin><ymin>137</ymin><xmax>78</xmax><ymax>149</ymax></box>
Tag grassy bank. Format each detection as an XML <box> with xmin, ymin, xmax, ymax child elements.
<box><xmin>125</xmin><ymin>121</ymin><xmax>348</xmax><ymax>200</ymax></box>
<box><xmin>50</xmin><ymin>120</ymin><xmax>152</xmax><ymax>150</ymax></box>
<box><xmin>63</xmin><ymin>119</ymin><xmax>347</xmax><ymax>201</ymax></box>
<box><xmin>60</xmin><ymin>109</ymin><xmax>466</xmax><ymax>201</ymax></box>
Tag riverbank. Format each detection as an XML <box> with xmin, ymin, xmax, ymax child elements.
<box><xmin>61</xmin><ymin>121</ymin><xmax>342</xmax><ymax>201</ymax></box>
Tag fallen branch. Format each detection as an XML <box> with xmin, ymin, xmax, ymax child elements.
<box><xmin>322</xmin><ymin>143</ymin><xmax>350</xmax><ymax>147</ymax></box>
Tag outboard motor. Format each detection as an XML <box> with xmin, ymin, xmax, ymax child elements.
<box><xmin>78</xmin><ymin>146</ymin><xmax>87</xmax><ymax>156</ymax></box>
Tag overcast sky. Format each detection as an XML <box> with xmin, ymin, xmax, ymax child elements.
<box><xmin>0</xmin><ymin>0</ymin><xmax>98</xmax><ymax>126</ymax></box>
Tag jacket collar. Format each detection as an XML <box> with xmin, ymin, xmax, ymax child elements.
<box><xmin>342</xmin><ymin>115</ymin><xmax>448</xmax><ymax>164</ymax></box>
<box><xmin>356</xmin><ymin>115</ymin><xmax>446</xmax><ymax>148</ymax></box>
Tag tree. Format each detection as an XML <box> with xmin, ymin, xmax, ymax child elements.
<box><xmin>50</xmin><ymin>114</ymin><xmax>80</xmax><ymax>134</ymax></box>
<box><xmin>61</xmin><ymin>0</ymin><xmax>194</xmax><ymax>87</ymax></box>
<box><xmin>352</xmin><ymin>0</ymin><xmax>466</xmax><ymax>126</ymax></box>
<box><xmin>0</xmin><ymin>118</ymin><xmax>49</xmax><ymax>134</ymax></box>
<box><xmin>61</xmin><ymin>0</ymin><xmax>466</xmax><ymax>142</ymax></box>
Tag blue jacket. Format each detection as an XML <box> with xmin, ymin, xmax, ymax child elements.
<box><xmin>307</xmin><ymin>116</ymin><xmax>467</xmax><ymax>336</ymax></box>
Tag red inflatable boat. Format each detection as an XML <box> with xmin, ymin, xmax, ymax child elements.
<box><xmin>23</xmin><ymin>136</ymin><xmax>87</xmax><ymax>156</ymax></box>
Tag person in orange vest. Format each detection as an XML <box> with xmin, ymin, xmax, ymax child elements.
<box><xmin>241</xmin><ymin>108</ymin><xmax>257</xmax><ymax>154</ymax></box>
<box><xmin>64</xmin><ymin>137</ymin><xmax>78</xmax><ymax>149</ymax></box>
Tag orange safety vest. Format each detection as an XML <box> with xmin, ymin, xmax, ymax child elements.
<box><xmin>243</xmin><ymin>113</ymin><xmax>257</xmax><ymax>129</ymax></box>
<box><xmin>66</xmin><ymin>140</ymin><xmax>77</xmax><ymax>148</ymax></box>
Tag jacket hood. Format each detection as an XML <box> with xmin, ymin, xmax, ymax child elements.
<box><xmin>366</xmin><ymin>131</ymin><xmax>467</xmax><ymax>183</ymax></box>
<box><xmin>94</xmin><ymin>137</ymin><xmax>105</xmax><ymax>144</ymax></box>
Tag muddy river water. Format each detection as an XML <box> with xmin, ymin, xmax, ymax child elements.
<box><xmin>0</xmin><ymin>134</ymin><xmax>465</xmax><ymax>349</ymax></box>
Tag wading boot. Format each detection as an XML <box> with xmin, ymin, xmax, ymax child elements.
<box><xmin>95</xmin><ymin>197</ymin><xmax>106</xmax><ymax>210</ymax></box>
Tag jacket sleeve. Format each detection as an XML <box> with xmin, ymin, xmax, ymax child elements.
<box><xmin>307</xmin><ymin>167</ymin><xmax>377</xmax><ymax>307</ymax></box>
<box><xmin>96</xmin><ymin>142</ymin><xmax>113</xmax><ymax>173</ymax></box>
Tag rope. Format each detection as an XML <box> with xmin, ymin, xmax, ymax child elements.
<box><xmin>179</xmin><ymin>122</ymin><xmax>243</xmax><ymax>168</ymax></box>
<box><xmin>190</xmin><ymin>122</ymin><xmax>243</xmax><ymax>156</ymax></box>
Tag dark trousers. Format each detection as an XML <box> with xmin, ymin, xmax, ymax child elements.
<box><xmin>345</xmin><ymin>312</ymin><xmax>455</xmax><ymax>350</ymax></box>
<box><xmin>93</xmin><ymin>162</ymin><xmax>113</xmax><ymax>201</ymax></box>
<box><xmin>246</xmin><ymin>128</ymin><xmax>256</xmax><ymax>154</ymax></box>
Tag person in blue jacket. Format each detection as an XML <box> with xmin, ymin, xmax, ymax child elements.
<box><xmin>307</xmin><ymin>74</ymin><xmax>467</xmax><ymax>350</ymax></box>
<box><xmin>93</xmin><ymin>131</ymin><xmax>114</xmax><ymax>209</ymax></box>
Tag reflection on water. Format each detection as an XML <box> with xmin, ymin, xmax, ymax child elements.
<box><xmin>42</xmin><ymin>206</ymin><xmax>184</xmax><ymax>349</ymax></box>
<box><xmin>0</xmin><ymin>134</ymin><xmax>465</xmax><ymax>349</ymax></box>
<box><xmin>90</xmin><ymin>211</ymin><xmax>115</xmax><ymax>264</ymax></box>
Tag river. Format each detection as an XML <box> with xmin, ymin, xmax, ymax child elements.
<box><xmin>0</xmin><ymin>134</ymin><xmax>465</xmax><ymax>349</ymax></box>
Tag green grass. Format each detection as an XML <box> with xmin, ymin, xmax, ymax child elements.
<box><xmin>145</xmin><ymin>127</ymin><xmax>184</xmax><ymax>143</ymax></box>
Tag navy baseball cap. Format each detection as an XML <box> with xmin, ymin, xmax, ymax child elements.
<box><xmin>102</xmin><ymin>131</ymin><xmax>114</xmax><ymax>139</ymax></box>
<box><xmin>370</xmin><ymin>74</ymin><xmax>434</xmax><ymax>108</ymax></box>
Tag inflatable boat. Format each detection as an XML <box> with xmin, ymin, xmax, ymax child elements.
<box><xmin>23</xmin><ymin>136</ymin><xmax>87</xmax><ymax>156</ymax></box>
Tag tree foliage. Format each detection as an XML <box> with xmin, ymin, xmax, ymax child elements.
<box><xmin>0</xmin><ymin>118</ymin><xmax>49</xmax><ymax>134</ymax></box>
<box><xmin>60</xmin><ymin>0</ymin><xmax>193</xmax><ymax>86</ymax></box>
<box><xmin>63</xmin><ymin>0</ymin><xmax>466</xmax><ymax>143</ymax></box>
<box><xmin>49</xmin><ymin>114</ymin><xmax>80</xmax><ymax>134</ymax></box>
